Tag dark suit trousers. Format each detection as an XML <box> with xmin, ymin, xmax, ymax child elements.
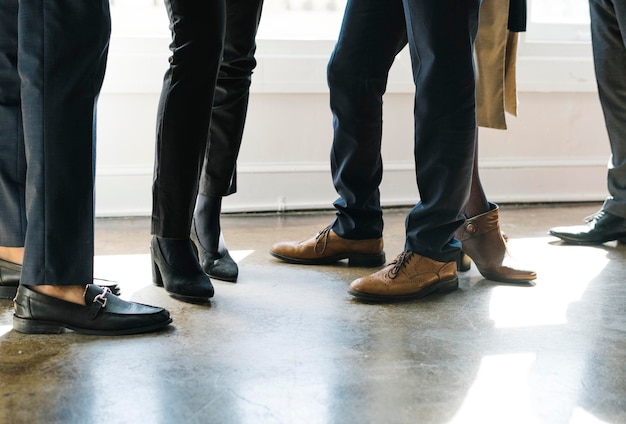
<box><xmin>152</xmin><ymin>0</ymin><xmax>264</xmax><ymax>238</ymax></box>
<box><xmin>328</xmin><ymin>0</ymin><xmax>480</xmax><ymax>262</ymax></box>
<box><xmin>589</xmin><ymin>0</ymin><xmax>626</xmax><ymax>218</ymax></box>
<box><xmin>0</xmin><ymin>0</ymin><xmax>110</xmax><ymax>286</ymax></box>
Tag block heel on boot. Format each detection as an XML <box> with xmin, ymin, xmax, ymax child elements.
<box><xmin>456</xmin><ymin>251</ymin><xmax>471</xmax><ymax>272</ymax></box>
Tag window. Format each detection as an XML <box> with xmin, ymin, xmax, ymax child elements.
<box><xmin>526</xmin><ymin>0</ymin><xmax>590</xmax><ymax>42</ymax></box>
<box><xmin>109</xmin><ymin>0</ymin><xmax>347</xmax><ymax>40</ymax></box>
<box><xmin>106</xmin><ymin>0</ymin><xmax>595</xmax><ymax>93</ymax></box>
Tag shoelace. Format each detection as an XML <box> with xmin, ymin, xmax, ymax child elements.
<box><xmin>387</xmin><ymin>250</ymin><xmax>414</xmax><ymax>279</ymax></box>
<box><xmin>313</xmin><ymin>225</ymin><xmax>332</xmax><ymax>254</ymax></box>
<box><xmin>584</xmin><ymin>210</ymin><xmax>605</xmax><ymax>223</ymax></box>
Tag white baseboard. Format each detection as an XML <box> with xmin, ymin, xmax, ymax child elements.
<box><xmin>95</xmin><ymin>159</ymin><xmax>608</xmax><ymax>216</ymax></box>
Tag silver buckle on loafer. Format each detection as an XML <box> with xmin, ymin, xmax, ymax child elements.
<box><xmin>93</xmin><ymin>287</ymin><xmax>110</xmax><ymax>308</ymax></box>
<box><xmin>88</xmin><ymin>287</ymin><xmax>111</xmax><ymax>319</ymax></box>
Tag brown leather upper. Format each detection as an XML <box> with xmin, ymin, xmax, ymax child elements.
<box><xmin>456</xmin><ymin>203</ymin><xmax>536</xmax><ymax>282</ymax></box>
<box><xmin>271</xmin><ymin>226</ymin><xmax>383</xmax><ymax>261</ymax></box>
<box><xmin>349</xmin><ymin>251</ymin><xmax>456</xmax><ymax>297</ymax></box>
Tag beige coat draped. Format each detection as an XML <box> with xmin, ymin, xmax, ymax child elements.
<box><xmin>475</xmin><ymin>0</ymin><xmax>519</xmax><ymax>129</ymax></box>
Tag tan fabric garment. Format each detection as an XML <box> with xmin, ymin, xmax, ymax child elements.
<box><xmin>475</xmin><ymin>0</ymin><xmax>519</xmax><ymax>130</ymax></box>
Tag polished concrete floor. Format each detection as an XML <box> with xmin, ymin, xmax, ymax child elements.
<box><xmin>1</xmin><ymin>203</ymin><xmax>625</xmax><ymax>424</ymax></box>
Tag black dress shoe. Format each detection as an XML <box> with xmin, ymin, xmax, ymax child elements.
<box><xmin>150</xmin><ymin>236</ymin><xmax>214</xmax><ymax>301</ymax></box>
<box><xmin>190</xmin><ymin>219</ymin><xmax>238</xmax><ymax>282</ymax></box>
<box><xmin>548</xmin><ymin>210</ymin><xmax>626</xmax><ymax>244</ymax></box>
<box><xmin>0</xmin><ymin>258</ymin><xmax>21</xmax><ymax>299</ymax></box>
<box><xmin>0</xmin><ymin>258</ymin><xmax>121</xmax><ymax>299</ymax></box>
<box><xmin>13</xmin><ymin>284</ymin><xmax>172</xmax><ymax>335</ymax></box>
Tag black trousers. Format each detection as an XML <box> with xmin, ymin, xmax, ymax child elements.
<box><xmin>328</xmin><ymin>0</ymin><xmax>480</xmax><ymax>262</ymax></box>
<box><xmin>151</xmin><ymin>0</ymin><xmax>264</xmax><ymax>238</ymax></box>
<box><xmin>0</xmin><ymin>0</ymin><xmax>110</xmax><ymax>286</ymax></box>
<box><xmin>589</xmin><ymin>0</ymin><xmax>626</xmax><ymax>218</ymax></box>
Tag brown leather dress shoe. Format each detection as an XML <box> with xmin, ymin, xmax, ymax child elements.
<box><xmin>270</xmin><ymin>225</ymin><xmax>385</xmax><ymax>266</ymax></box>
<box><xmin>348</xmin><ymin>251</ymin><xmax>458</xmax><ymax>302</ymax></box>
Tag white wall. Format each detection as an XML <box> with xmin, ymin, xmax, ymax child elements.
<box><xmin>95</xmin><ymin>35</ymin><xmax>609</xmax><ymax>216</ymax></box>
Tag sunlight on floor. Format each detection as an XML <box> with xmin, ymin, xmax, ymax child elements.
<box><xmin>570</xmin><ymin>408</ymin><xmax>612</xmax><ymax>424</ymax></box>
<box><xmin>489</xmin><ymin>238</ymin><xmax>609</xmax><ymax>328</ymax></box>
<box><xmin>451</xmin><ymin>353</ymin><xmax>537</xmax><ymax>423</ymax></box>
<box><xmin>450</xmin><ymin>352</ymin><xmax>611</xmax><ymax>424</ymax></box>
<box><xmin>93</xmin><ymin>250</ymin><xmax>254</xmax><ymax>299</ymax></box>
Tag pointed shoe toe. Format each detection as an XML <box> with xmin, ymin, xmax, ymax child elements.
<box><xmin>204</xmin><ymin>251</ymin><xmax>238</xmax><ymax>282</ymax></box>
<box><xmin>190</xmin><ymin>226</ymin><xmax>238</xmax><ymax>282</ymax></box>
<box><xmin>478</xmin><ymin>264</ymin><xmax>537</xmax><ymax>283</ymax></box>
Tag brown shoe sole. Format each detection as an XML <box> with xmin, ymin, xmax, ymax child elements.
<box><xmin>270</xmin><ymin>250</ymin><xmax>386</xmax><ymax>267</ymax></box>
<box><xmin>348</xmin><ymin>276</ymin><xmax>459</xmax><ymax>302</ymax></box>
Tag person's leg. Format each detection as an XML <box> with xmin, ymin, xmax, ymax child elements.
<box><xmin>328</xmin><ymin>0</ymin><xmax>408</xmax><ymax>240</ymax></box>
<box><xmin>460</xmin><ymin>3</ymin><xmax>535</xmax><ymax>282</ymax></box>
<box><xmin>192</xmin><ymin>0</ymin><xmax>264</xmax><ymax>282</ymax></box>
<box><xmin>197</xmin><ymin>0</ymin><xmax>264</xmax><ymax>202</ymax></box>
<box><xmin>18</xmin><ymin>0</ymin><xmax>112</xmax><ymax>303</ymax></box>
<box><xmin>0</xmin><ymin>0</ymin><xmax>120</xmax><ymax>298</ymax></box>
<box><xmin>468</xmin><ymin>0</ymin><xmax>512</xmax><ymax>217</ymax></box>
<box><xmin>591</xmin><ymin>0</ymin><xmax>626</xmax><ymax>218</ymax></box>
<box><xmin>347</xmin><ymin>0</ymin><xmax>481</xmax><ymax>302</ymax></box>
<box><xmin>0</xmin><ymin>0</ymin><xmax>26</xmax><ymax>265</ymax></box>
<box><xmin>465</xmin><ymin>129</ymin><xmax>490</xmax><ymax>218</ymax></box>
<box><xmin>150</xmin><ymin>0</ymin><xmax>227</xmax><ymax>299</ymax></box>
<box><xmin>0</xmin><ymin>0</ymin><xmax>24</xmax><ymax>299</ymax></box>
<box><xmin>10</xmin><ymin>0</ymin><xmax>171</xmax><ymax>334</ymax></box>
<box><xmin>269</xmin><ymin>0</ymin><xmax>405</xmax><ymax>267</ymax></box>
<box><xmin>402</xmin><ymin>0</ymin><xmax>480</xmax><ymax>263</ymax></box>
<box><xmin>152</xmin><ymin>0</ymin><xmax>226</xmax><ymax>239</ymax></box>
<box><xmin>548</xmin><ymin>0</ymin><xmax>626</xmax><ymax>244</ymax></box>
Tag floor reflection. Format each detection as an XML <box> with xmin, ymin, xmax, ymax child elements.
<box><xmin>1</xmin><ymin>204</ymin><xmax>625</xmax><ymax>423</ymax></box>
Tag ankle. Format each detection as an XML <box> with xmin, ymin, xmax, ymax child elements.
<box><xmin>0</xmin><ymin>246</ymin><xmax>24</xmax><ymax>265</ymax></box>
<box><xmin>28</xmin><ymin>285</ymin><xmax>86</xmax><ymax>305</ymax></box>
<box><xmin>194</xmin><ymin>195</ymin><xmax>223</xmax><ymax>251</ymax></box>
<box><xmin>155</xmin><ymin>236</ymin><xmax>201</xmax><ymax>268</ymax></box>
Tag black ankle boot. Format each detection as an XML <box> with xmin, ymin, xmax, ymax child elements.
<box><xmin>151</xmin><ymin>236</ymin><xmax>214</xmax><ymax>300</ymax></box>
<box><xmin>191</xmin><ymin>219</ymin><xmax>238</xmax><ymax>282</ymax></box>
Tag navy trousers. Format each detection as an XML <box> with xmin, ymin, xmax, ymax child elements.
<box><xmin>328</xmin><ymin>0</ymin><xmax>480</xmax><ymax>262</ymax></box>
<box><xmin>589</xmin><ymin>0</ymin><xmax>626</xmax><ymax>218</ymax></box>
<box><xmin>0</xmin><ymin>0</ymin><xmax>110</xmax><ymax>286</ymax></box>
<box><xmin>151</xmin><ymin>0</ymin><xmax>264</xmax><ymax>238</ymax></box>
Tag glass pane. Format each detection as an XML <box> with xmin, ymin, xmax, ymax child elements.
<box><xmin>109</xmin><ymin>0</ymin><xmax>348</xmax><ymax>40</ymax></box>
<box><xmin>110</xmin><ymin>0</ymin><xmax>168</xmax><ymax>37</ymax></box>
<box><xmin>530</xmin><ymin>0</ymin><xmax>589</xmax><ymax>24</ymax></box>
<box><xmin>258</xmin><ymin>0</ymin><xmax>347</xmax><ymax>40</ymax></box>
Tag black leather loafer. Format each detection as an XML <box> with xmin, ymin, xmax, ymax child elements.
<box><xmin>13</xmin><ymin>284</ymin><xmax>172</xmax><ymax>335</ymax></box>
<box><xmin>548</xmin><ymin>210</ymin><xmax>626</xmax><ymax>244</ymax></box>
<box><xmin>0</xmin><ymin>258</ymin><xmax>121</xmax><ymax>299</ymax></box>
<box><xmin>190</xmin><ymin>220</ymin><xmax>238</xmax><ymax>282</ymax></box>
